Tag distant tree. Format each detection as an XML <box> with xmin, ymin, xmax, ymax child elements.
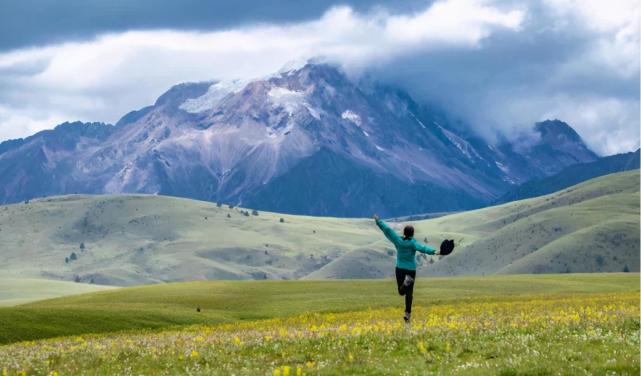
<box><xmin>217</xmin><ymin>202</ymin><xmax>222</xmax><ymax>208</ymax></box>
<box><xmin>595</xmin><ymin>255</ymin><xmax>605</xmax><ymax>267</ymax></box>
<box><xmin>242</xmin><ymin>210</ymin><xmax>250</xmax><ymax>217</ymax></box>
<box><xmin>204</xmin><ymin>216</ymin><xmax>208</xmax><ymax>220</ymax></box>
<box><xmin>429</xmin><ymin>257</ymin><xmax>434</xmax><ymax>264</ymax></box>
<box><xmin>89</xmin><ymin>277</ymin><xmax>95</xmax><ymax>284</ymax></box>
<box><xmin>228</xmin><ymin>204</ymin><xmax>234</xmax><ymax>209</ymax></box>
<box><xmin>227</xmin><ymin>213</ymin><xmax>231</xmax><ymax>218</ymax></box>
<box><xmin>424</xmin><ymin>237</ymin><xmax>428</xmax><ymax>243</ymax></box>
<box><xmin>65</xmin><ymin>257</ymin><xmax>69</xmax><ymax>263</ymax></box>
<box><xmin>24</xmin><ymin>200</ymin><xmax>29</xmax><ymax>204</ymax></box>
<box><xmin>74</xmin><ymin>275</ymin><xmax>81</xmax><ymax>283</ymax></box>
<box><xmin>69</xmin><ymin>252</ymin><xmax>77</xmax><ymax>261</ymax></box>
<box><xmin>79</xmin><ymin>242</ymin><xmax>85</xmax><ymax>252</ymax></box>
<box><xmin>312</xmin><ymin>230</ymin><xmax>316</xmax><ymax>234</ymax></box>
<box><xmin>279</xmin><ymin>218</ymin><xmax>285</xmax><ymax>223</ymax></box>
<box><xmin>252</xmin><ymin>209</ymin><xmax>259</xmax><ymax>216</ymax></box>
<box><xmin>624</xmin><ymin>265</ymin><xmax>630</xmax><ymax>272</ymax></box>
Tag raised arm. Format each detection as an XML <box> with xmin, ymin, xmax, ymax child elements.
<box><xmin>374</xmin><ymin>216</ymin><xmax>402</xmax><ymax>246</ymax></box>
<box><xmin>413</xmin><ymin>239</ymin><xmax>437</xmax><ymax>255</ymax></box>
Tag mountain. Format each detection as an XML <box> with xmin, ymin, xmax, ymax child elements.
<box><xmin>0</xmin><ymin>170</ymin><xmax>637</xmax><ymax>285</ymax></box>
<box><xmin>0</xmin><ymin>63</ymin><xmax>599</xmax><ymax>216</ymax></box>
<box><xmin>0</xmin><ymin>122</ymin><xmax>114</xmax><ymax>202</ymax></box>
<box><xmin>497</xmin><ymin>149</ymin><xmax>640</xmax><ymax>203</ymax></box>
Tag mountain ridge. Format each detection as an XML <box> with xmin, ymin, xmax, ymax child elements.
<box><xmin>0</xmin><ymin>63</ymin><xmax>600</xmax><ymax>216</ymax></box>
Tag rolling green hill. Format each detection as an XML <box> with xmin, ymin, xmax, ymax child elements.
<box><xmin>415</xmin><ymin>170</ymin><xmax>640</xmax><ymax>276</ymax></box>
<box><xmin>0</xmin><ymin>279</ymin><xmax>115</xmax><ymax>307</ymax></box>
<box><xmin>0</xmin><ymin>170</ymin><xmax>638</xmax><ymax>285</ymax></box>
<box><xmin>0</xmin><ymin>273</ymin><xmax>637</xmax><ymax>345</ymax></box>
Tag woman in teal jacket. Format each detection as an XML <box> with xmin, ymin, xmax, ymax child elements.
<box><xmin>373</xmin><ymin>214</ymin><xmax>438</xmax><ymax>322</ymax></box>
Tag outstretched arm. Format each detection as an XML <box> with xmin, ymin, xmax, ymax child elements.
<box><xmin>373</xmin><ymin>215</ymin><xmax>402</xmax><ymax>246</ymax></box>
<box><xmin>414</xmin><ymin>240</ymin><xmax>438</xmax><ymax>255</ymax></box>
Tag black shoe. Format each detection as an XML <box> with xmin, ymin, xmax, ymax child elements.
<box><xmin>403</xmin><ymin>311</ymin><xmax>411</xmax><ymax>323</ymax></box>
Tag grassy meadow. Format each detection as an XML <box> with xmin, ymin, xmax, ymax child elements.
<box><xmin>0</xmin><ymin>274</ymin><xmax>639</xmax><ymax>374</ymax></box>
<box><xmin>0</xmin><ymin>279</ymin><xmax>115</xmax><ymax>307</ymax></box>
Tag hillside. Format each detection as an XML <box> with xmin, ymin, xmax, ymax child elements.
<box><xmin>0</xmin><ymin>279</ymin><xmax>114</xmax><ymax>307</ymax></box>
<box><xmin>0</xmin><ymin>194</ymin><xmax>381</xmax><ymax>285</ymax></box>
<box><xmin>0</xmin><ymin>170</ymin><xmax>638</xmax><ymax>284</ymax></box>
<box><xmin>416</xmin><ymin>169</ymin><xmax>640</xmax><ymax>276</ymax></box>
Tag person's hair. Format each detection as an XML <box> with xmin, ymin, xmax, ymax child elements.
<box><xmin>403</xmin><ymin>225</ymin><xmax>414</xmax><ymax>240</ymax></box>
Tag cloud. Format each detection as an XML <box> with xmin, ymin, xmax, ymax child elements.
<box><xmin>0</xmin><ymin>0</ymin><xmax>637</xmax><ymax>155</ymax></box>
<box><xmin>0</xmin><ymin>0</ymin><xmax>523</xmax><ymax>140</ymax></box>
<box><xmin>371</xmin><ymin>0</ymin><xmax>639</xmax><ymax>154</ymax></box>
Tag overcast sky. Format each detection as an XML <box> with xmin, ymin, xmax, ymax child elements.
<box><xmin>0</xmin><ymin>0</ymin><xmax>638</xmax><ymax>155</ymax></box>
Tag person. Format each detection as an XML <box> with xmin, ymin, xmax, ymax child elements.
<box><xmin>373</xmin><ymin>214</ymin><xmax>438</xmax><ymax>323</ymax></box>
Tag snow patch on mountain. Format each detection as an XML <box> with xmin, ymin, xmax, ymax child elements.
<box><xmin>409</xmin><ymin>112</ymin><xmax>426</xmax><ymax>129</ymax></box>
<box><xmin>268</xmin><ymin>87</ymin><xmax>306</xmax><ymax>116</ymax></box>
<box><xmin>495</xmin><ymin>161</ymin><xmax>509</xmax><ymax>174</ymax></box>
<box><xmin>268</xmin><ymin>86</ymin><xmax>320</xmax><ymax>119</ymax></box>
<box><xmin>439</xmin><ymin>126</ymin><xmax>482</xmax><ymax>160</ymax></box>
<box><xmin>180</xmin><ymin>80</ymin><xmax>247</xmax><ymax>113</ymax></box>
<box><xmin>341</xmin><ymin>110</ymin><xmax>362</xmax><ymax>126</ymax></box>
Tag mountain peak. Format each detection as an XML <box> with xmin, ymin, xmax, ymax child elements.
<box><xmin>154</xmin><ymin>81</ymin><xmax>212</xmax><ymax>108</ymax></box>
<box><xmin>534</xmin><ymin>119</ymin><xmax>597</xmax><ymax>157</ymax></box>
<box><xmin>535</xmin><ymin>119</ymin><xmax>581</xmax><ymax>143</ymax></box>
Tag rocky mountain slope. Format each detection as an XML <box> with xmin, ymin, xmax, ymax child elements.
<box><xmin>0</xmin><ymin>64</ymin><xmax>599</xmax><ymax>217</ymax></box>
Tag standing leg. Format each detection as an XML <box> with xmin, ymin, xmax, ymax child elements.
<box><xmin>404</xmin><ymin>270</ymin><xmax>416</xmax><ymax>314</ymax></box>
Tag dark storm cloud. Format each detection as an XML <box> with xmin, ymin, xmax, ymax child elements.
<box><xmin>0</xmin><ymin>0</ymin><xmax>432</xmax><ymax>52</ymax></box>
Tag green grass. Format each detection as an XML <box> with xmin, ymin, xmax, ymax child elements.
<box><xmin>0</xmin><ymin>273</ymin><xmax>638</xmax><ymax>345</ymax></box>
<box><xmin>0</xmin><ymin>274</ymin><xmax>638</xmax><ymax>375</ymax></box>
<box><xmin>416</xmin><ymin>170</ymin><xmax>640</xmax><ymax>276</ymax></box>
<box><xmin>0</xmin><ymin>279</ymin><xmax>115</xmax><ymax>307</ymax></box>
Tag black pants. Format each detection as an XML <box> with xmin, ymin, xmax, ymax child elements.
<box><xmin>395</xmin><ymin>267</ymin><xmax>416</xmax><ymax>313</ymax></box>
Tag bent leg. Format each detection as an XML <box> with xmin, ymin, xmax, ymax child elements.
<box><xmin>405</xmin><ymin>270</ymin><xmax>417</xmax><ymax>313</ymax></box>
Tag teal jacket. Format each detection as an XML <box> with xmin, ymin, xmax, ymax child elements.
<box><xmin>376</xmin><ymin>219</ymin><xmax>436</xmax><ymax>270</ymax></box>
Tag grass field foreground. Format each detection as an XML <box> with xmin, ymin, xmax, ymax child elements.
<box><xmin>0</xmin><ymin>274</ymin><xmax>639</xmax><ymax>375</ymax></box>
<box><xmin>0</xmin><ymin>292</ymin><xmax>638</xmax><ymax>375</ymax></box>
<box><xmin>0</xmin><ymin>274</ymin><xmax>638</xmax><ymax>345</ymax></box>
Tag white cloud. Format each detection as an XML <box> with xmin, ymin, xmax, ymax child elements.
<box><xmin>0</xmin><ymin>0</ymin><xmax>637</xmax><ymax>155</ymax></box>
<box><xmin>544</xmin><ymin>0</ymin><xmax>640</xmax><ymax>78</ymax></box>
<box><xmin>0</xmin><ymin>0</ymin><xmax>523</xmax><ymax>142</ymax></box>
